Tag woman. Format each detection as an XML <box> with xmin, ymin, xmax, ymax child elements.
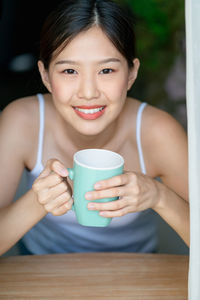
<box><xmin>0</xmin><ymin>0</ymin><xmax>189</xmax><ymax>255</ymax></box>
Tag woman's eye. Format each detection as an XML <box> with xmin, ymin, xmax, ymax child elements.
<box><xmin>100</xmin><ymin>68</ymin><xmax>113</xmax><ymax>74</ymax></box>
<box><xmin>64</xmin><ymin>69</ymin><xmax>77</xmax><ymax>74</ymax></box>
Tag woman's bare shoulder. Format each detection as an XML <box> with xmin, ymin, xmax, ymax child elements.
<box><xmin>1</xmin><ymin>95</ymin><xmax>40</xmax><ymax>131</ymax></box>
<box><xmin>0</xmin><ymin>95</ymin><xmax>39</xmax><ymax>157</ymax></box>
<box><xmin>1</xmin><ymin>95</ymin><xmax>38</xmax><ymax>120</ymax></box>
<box><xmin>123</xmin><ymin>97</ymin><xmax>185</xmax><ymax>138</ymax></box>
<box><xmin>142</xmin><ymin>104</ymin><xmax>187</xmax><ymax>176</ymax></box>
<box><xmin>143</xmin><ymin>104</ymin><xmax>186</xmax><ymax>142</ymax></box>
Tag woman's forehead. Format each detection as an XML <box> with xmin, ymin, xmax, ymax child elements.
<box><xmin>53</xmin><ymin>26</ymin><xmax>124</xmax><ymax>63</ymax></box>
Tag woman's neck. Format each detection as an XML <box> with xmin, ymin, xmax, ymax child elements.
<box><xmin>53</xmin><ymin>107</ymin><xmax>121</xmax><ymax>152</ymax></box>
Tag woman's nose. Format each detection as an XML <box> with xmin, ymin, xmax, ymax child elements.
<box><xmin>77</xmin><ymin>76</ymin><xmax>100</xmax><ymax>100</ymax></box>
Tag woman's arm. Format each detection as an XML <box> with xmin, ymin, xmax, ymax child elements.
<box><xmin>153</xmin><ymin>179</ymin><xmax>189</xmax><ymax>246</ymax></box>
<box><xmin>0</xmin><ymin>101</ymin><xmax>44</xmax><ymax>254</ymax></box>
<box><xmin>0</xmin><ymin>189</ymin><xmax>46</xmax><ymax>255</ymax></box>
<box><xmin>0</xmin><ymin>100</ymin><xmax>72</xmax><ymax>255</ymax></box>
<box><xmin>148</xmin><ymin>107</ymin><xmax>189</xmax><ymax>245</ymax></box>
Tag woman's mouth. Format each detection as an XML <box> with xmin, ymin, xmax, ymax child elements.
<box><xmin>73</xmin><ymin>105</ymin><xmax>106</xmax><ymax>120</ymax></box>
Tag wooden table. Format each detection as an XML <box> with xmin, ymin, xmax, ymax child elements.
<box><xmin>0</xmin><ymin>253</ymin><xmax>188</xmax><ymax>299</ymax></box>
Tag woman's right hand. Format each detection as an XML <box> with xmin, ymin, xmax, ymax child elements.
<box><xmin>32</xmin><ymin>159</ymin><xmax>73</xmax><ymax>216</ymax></box>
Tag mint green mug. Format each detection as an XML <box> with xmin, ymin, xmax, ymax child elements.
<box><xmin>67</xmin><ymin>149</ymin><xmax>124</xmax><ymax>227</ymax></box>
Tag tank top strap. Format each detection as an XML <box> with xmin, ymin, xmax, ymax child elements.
<box><xmin>136</xmin><ymin>102</ymin><xmax>147</xmax><ymax>174</ymax></box>
<box><xmin>36</xmin><ymin>93</ymin><xmax>45</xmax><ymax>166</ymax></box>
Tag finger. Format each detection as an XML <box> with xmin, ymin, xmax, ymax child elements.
<box><xmin>85</xmin><ymin>186</ymin><xmax>127</xmax><ymax>201</ymax></box>
<box><xmin>99</xmin><ymin>206</ymin><xmax>130</xmax><ymax>218</ymax></box>
<box><xmin>48</xmin><ymin>181</ymin><xmax>68</xmax><ymax>199</ymax></box>
<box><xmin>44</xmin><ymin>192</ymin><xmax>72</xmax><ymax>212</ymax></box>
<box><xmin>40</xmin><ymin>159</ymin><xmax>68</xmax><ymax>178</ymax></box>
<box><xmin>37</xmin><ymin>181</ymin><xmax>69</xmax><ymax>205</ymax></box>
<box><xmin>94</xmin><ymin>173</ymin><xmax>130</xmax><ymax>190</ymax></box>
<box><xmin>88</xmin><ymin>197</ymin><xmax>128</xmax><ymax>211</ymax></box>
<box><xmin>51</xmin><ymin>198</ymin><xmax>74</xmax><ymax>216</ymax></box>
<box><xmin>33</xmin><ymin>172</ymin><xmax>63</xmax><ymax>191</ymax></box>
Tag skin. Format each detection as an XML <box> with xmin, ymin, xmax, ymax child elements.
<box><xmin>0</xmin><ymin>26</ymin><xmax>189</xmax><ymax>254</ymax></box>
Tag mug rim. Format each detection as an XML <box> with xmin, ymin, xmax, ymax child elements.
<box><xmin>74</xmin><ymin>149</ymin><xmax>124</xmax><ymax>170</ymax></box>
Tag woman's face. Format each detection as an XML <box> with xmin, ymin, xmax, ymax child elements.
<box><xmin>39</xmin><ymin>26</ymin><xmax>139</xmax><ymax>136</ymax></box>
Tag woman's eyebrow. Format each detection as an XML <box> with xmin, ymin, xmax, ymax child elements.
<box><xmin>98</xmin><ymin>58</ymin><xmax>121</xmax><ymax>64</ymax></box>
<box><xmin>55</xmin><ymin>60</ymin><xmax>77</xmax><ymax>65</ymax></box>
<box><xmin>55</xmin><ymin>58</ymin><xmax>121</xmax><ymax>65</ymax></box>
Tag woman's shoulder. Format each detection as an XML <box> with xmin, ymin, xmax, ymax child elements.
<box><xmin>126</xmin><ymin>99</ymin><xmax>187</xmax><ymax>161</ymax></box>
<box><xmin>0</xmin><ymin>95</ymin><xmax>40</xmax><ymax>158</ymax></box>
<box><xmin>142</xmin><ymin>103</ymin><xmax>186</xmax><ymax>143</ymax></box>
<box><xmin>1</xmin><ymin>95</ymin><xmax>40</xmax><ymax>135</ymax></box>
<box><xmin>1</xmin><ymin>94</ymin><xmax>39</xmax><ymax>121</ymax></box>
<box><xmin>125</xmin><ymin>97</ymin><xmax>173</xmax><ymax>127</ymax></box>
<box><xmin>126</xmin><ymin>97</ymin><xmax>180</xmax><ymax>128</ymax></box>
<box><xmin>122</xmin><ymin>97</ymin><xmax>185</xmax><ymax>139</ymax></box>
<box><xmin>141</xmin><ymin>101</ymin><xmax>187</xmax><ymax>175</ymax></box>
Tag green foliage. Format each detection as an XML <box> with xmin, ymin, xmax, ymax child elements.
<box><xmin>118</xmin><ymin>0</ymin><xmax>185</xmax><ymax>107</ymax></box>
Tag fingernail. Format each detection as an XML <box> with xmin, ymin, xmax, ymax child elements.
<box><xmin>60</xmin><ymin>168</ymin><xmax>68</xmax><ymax>176</ymax></box>
<box><xmin>94</xmin><ymin>183</ymin><xmax>101</xmax><ymax>189</ymax></box>
<box><xmin>88</xmin><ymin>203</ymin><xmax>95</xmax><ymax>210</ymax></box>
<box><xmin>100</xmin><ymin>212</ymin><xmax>106</xmax><ymax>216</ymax></box>
<box><xmin>85</xmin><ymin>193</ymin><xmax>92</xmax><ymax>200</ymax></box>
<box><xmin>55</xmin><ymin>163</ymin><xmax>68</xmax><ymax>176</ymax></box>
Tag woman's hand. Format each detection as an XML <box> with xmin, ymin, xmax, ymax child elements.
<box><xmin>85</xmin><ymin>172</ymin><xmax>161</xmax><ymax>218</ymax></box>
<box><xmin>32</xmin><ymin>159</ymin><xmax>73</xmax><ymax>216</ymax></box>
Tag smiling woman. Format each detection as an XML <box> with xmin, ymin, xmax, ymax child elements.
<box><xmin>38</xmin><ymin>25</ymin><xmax>137</xmax><ymax>135</ymax></box>
<box><xmin>0</xmin><ymin>0</ymin><xmax>188</xmax><ymax>256</ymax></box>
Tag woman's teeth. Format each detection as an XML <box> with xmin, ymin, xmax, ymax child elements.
<box><xmin>74</xmin><ymin>107</ymin><xmax>104</xmax><ymax>114</ymax></box>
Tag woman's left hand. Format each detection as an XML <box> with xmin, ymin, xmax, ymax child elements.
<box><xmin>85</xmin><ymin>172</ymin><xmax>161</xmax><ymax>218</ymax></box>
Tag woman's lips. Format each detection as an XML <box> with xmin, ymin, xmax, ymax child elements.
<box><xmin>73</xmin><ymin>105</ymin><xmax>106</xmax><ymax>120</ymax></box>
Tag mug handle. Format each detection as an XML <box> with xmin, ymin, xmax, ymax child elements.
<box><xmin>67</xmin><ymin>168</ymin><xmax>75</xmax><ymax>211</ymax></box>
<box><xmin>67</xmin><ymin>168</ymin><xmax>74</xmax><ymax>180</ymax></box>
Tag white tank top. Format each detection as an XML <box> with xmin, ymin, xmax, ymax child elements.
<box><xmin>23</xmin><ymin>94</ymin><xmax>158</xmax><ymax>254</ymax></box>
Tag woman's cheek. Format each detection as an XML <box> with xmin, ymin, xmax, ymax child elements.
<box><xmin>106</xmin><ymin>79</ymin><xmax>128</xmax><ymax>100</ymax></box>
<box><xmin>51</xmin><ymin>81</ymin><xmax>75</xmax><ymax>102</ymax></box>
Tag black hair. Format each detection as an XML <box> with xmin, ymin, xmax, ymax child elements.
<box><xmin>39</xmin><ymin>0</ymin><xmax>136</xmax><ymax>69</ymax></box>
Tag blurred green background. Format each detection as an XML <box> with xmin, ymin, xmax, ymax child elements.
<box><xmin>119</xmin><ymin>0</ymin><xmax>186</xmax><ymax>127</ymax></box>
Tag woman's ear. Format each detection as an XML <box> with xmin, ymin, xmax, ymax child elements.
<box><xmin>38</xmin><ymin>60</ymin><xmax>52</xmax><ymax>93</ymax></box>
<box><xmin>127</xmin><ymin>58</ymin><xmax>140</xmax><ymax>91</ymax></box>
